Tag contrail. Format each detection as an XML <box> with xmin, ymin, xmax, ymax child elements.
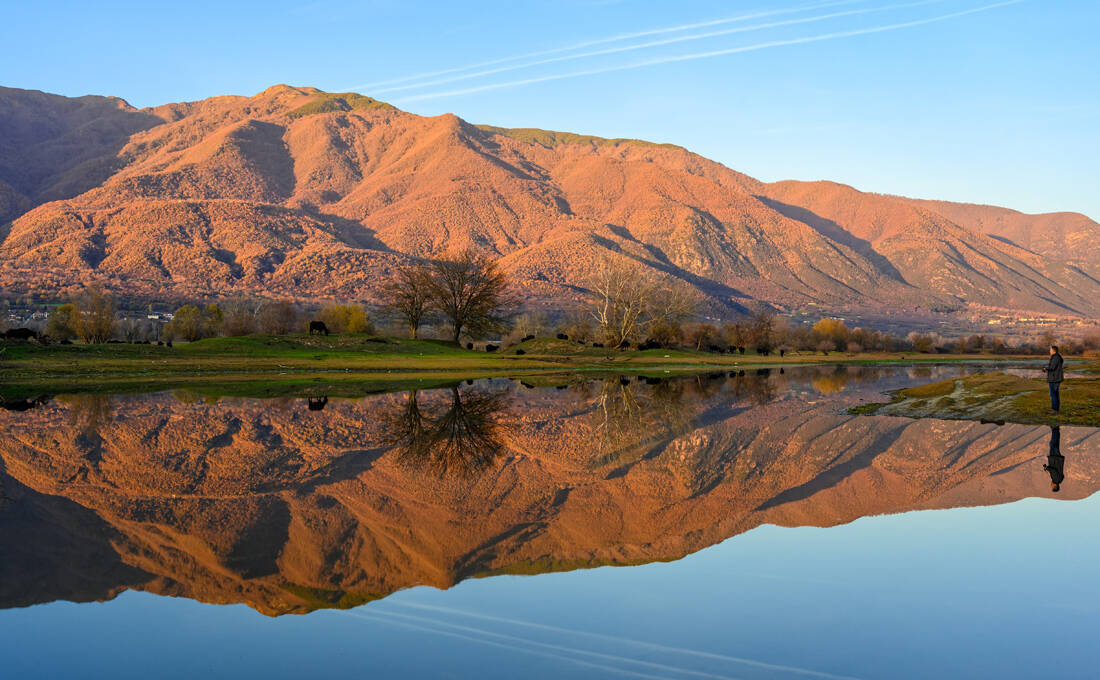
<box><xmin>389</xmin><ymin>601</ymin><xmax>865</xmax><ymax>680</ymax></box>
<box><xmin>344</xmin><ymin>0</ymin><xmax>869</xmax><ymax>91</ymax></box>
<box><xmin>372</xmin><ymin>0</ymin><xmax>948</xmax><ymax>95</ymax></box>
<box><xmin>345</xmin><ymin>610</ymin><xmax>683</xmax><ymax>679</ymax></box>
<box><xmin>350</xmin><ymin>607</ymin><xmax>749</xmax><ymax>680</ymax></box>
<box><xmin>395</xmin><ymin>0</ymin><xmax>1025</xmax><ymax>103</ymax></box>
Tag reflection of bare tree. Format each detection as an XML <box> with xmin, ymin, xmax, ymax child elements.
<box><xmin>383</xmin><ymin>386</ymin><xmax>510</xmax><ymax>477</ymax></box>
<box><xmin>62</xmin><ymin>394</ymin><xmax>112</xmax><ymax>434</ymax></box>
<box><xmin>59</xmin><ymin>394</ymin><xmax>113</xmax><ymax>462</ymax></box>
<box><xmin>587</xmin><ymin>377</ymin><xmax>694</xmax><ymax>461</ymax></box>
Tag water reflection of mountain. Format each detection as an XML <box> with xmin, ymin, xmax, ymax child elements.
<box><xmin>1</xmin><ymin>368</ymin><xmax>1096</xmax><ymax>616</ymax></box>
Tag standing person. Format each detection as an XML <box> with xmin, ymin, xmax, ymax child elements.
<box><xmin>1043</xmin><ymin>426</ymin><xmax>1064</xmax><ymax>492</ymax></box>
<box><xmin>1042</xmin><ymin>345</ymin><xmax>1064</xmax><ymax>412</ymax></box>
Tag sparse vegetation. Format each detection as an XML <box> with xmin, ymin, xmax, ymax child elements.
<box><xmin>475</xmin><ymin>125</ymin><xmax>683</xmax><ymax>150</ymax></box>
<box><xmin>286</xmin><ymin>92</ymin><xmax>393</xmax><ymax>118</ymax></box>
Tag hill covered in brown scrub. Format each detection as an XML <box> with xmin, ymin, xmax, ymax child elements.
<box><xmin>1</xmin><ymin>84</ymin><xmax>1097</xmax><ymax>319</ymax></box>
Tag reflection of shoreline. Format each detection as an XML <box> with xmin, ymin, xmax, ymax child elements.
<box><xmin>0</xmin><ymin>371</ymin><xmax>1096</xmax><ymax>616</ymax></box>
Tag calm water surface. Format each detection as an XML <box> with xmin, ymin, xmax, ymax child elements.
<box><xmin>1</xmin><ymin>364</ymin><xmax>1097</xmax><ymax>679</ymax></box>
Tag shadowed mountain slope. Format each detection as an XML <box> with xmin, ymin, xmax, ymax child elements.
<box><xmin>1</xmin><ymin>85</ymin><xmax>1096</xmax><ymax>317</ymax></box>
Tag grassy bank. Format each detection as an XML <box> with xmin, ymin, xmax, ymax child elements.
<box><xmin>0</xmin><ymin>333</ymin><xmax>1056</xmax><ymax>400</ymax></box>
<box><xmin>850</xmin><ymin>369</ymin><xmax>1100</xmax><ymax>427</ymax></box>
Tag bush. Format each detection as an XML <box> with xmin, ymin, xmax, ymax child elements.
<box><xmin>164</xmin><ymin>304</ymin><xmax>223</xmax><ymax>342</ymax></box>
<box><xmin>317</xmin><ymin>304</ymin><xmax>374</xmax><ymax>334</ymax></box>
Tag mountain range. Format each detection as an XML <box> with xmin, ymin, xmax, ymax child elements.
<box><xmin>2</xmin><ymin>84</ymin><xmax>1098</xmax><ymax>320</ymax></box>
<box><xmin>1</xmin><ymin>372</ymin><xmax>1093</xmax><ymax>615</ymax></box>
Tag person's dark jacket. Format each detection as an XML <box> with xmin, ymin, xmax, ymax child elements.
<box><xmin>1045</xmin><ymin>352</ymin><xmax>1064</xmax><ymax>383</ymax></box>
<box><xmin>1045</xmin><ymin>454</ymin><xmax>1065</xmax><ymax>486</ymax></box>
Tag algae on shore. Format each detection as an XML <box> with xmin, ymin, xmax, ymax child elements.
<box><xmin>850</xmin><ymin>369</ymin><xmax>1100</xmax><ymax>427</ymax></box>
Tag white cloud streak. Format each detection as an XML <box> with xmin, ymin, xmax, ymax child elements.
<box><xmin>391</xmin><ymin>601</ymin><xmax>865</xmax><ymax>680</ymax></box>
<box><xmin>393</xmin><ymin>0</ymin><xmax>1025</xmax><ymax>103</ymax></box>
<box><xmin>372</xmin><ymin>0</ymin><xmax>948</xmax><ymax>95</ymax></box>
<box><xmin>345</xmin><ymin>0</ymin><xmax>869</xmax><ymax>91</ymax></box>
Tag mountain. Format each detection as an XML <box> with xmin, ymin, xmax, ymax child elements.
<box><xmin>1</xmin><ymin>374</ymin><xmax>1093</xmax><ymax>615</ymax></box>
<box><xmin>1</xmin><ymin>84</ymin><xmax>1097</xmax><ymax>319</ymax></box>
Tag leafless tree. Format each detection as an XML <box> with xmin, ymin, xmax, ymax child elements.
<box><xmin>383</xmin><ymin>263</ymin><xmax>434</xmax><ymax>339</ymax></box>
<box><xmin>256</xmin><ymin>299</ymin><xmax>299</xmax><ymax>334</ymax></box>
<box><xmin>587</xmin><ymin>256</ymin><xmax>698</xmax><ymax>349</ymax></box>
<box><xmin>425</xmin><ymin>250</ymin><xmax>515</xmax><ymax>343</ymax></box>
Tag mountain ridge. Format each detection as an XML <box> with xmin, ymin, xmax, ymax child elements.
<box><xmin>2</xmin><ymin>84</ymin><xmax>1098</xmax><ymax>320</ymax></box>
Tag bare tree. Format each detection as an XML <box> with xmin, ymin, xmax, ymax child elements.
<box><xmin>588</xmin><ymin>258</ymin><xmax>652</xmax><ymax>349</ymax></box>
<box><xmin>383</xmin><ymin>263</ymin><xmax>434</xmax><ymax>339</ymax></box>
<box><xmin>222</xmin><ymin>298</ymin><xmax>259</xmax><ymax>336</ymax></box>
<box><xmin>588</xmin><ymin>256</ymin><xmax>698</xmax><ymax>349</ymax></box>
<box><xmin>425</xmin><ymin>250</ymin><xmax>515</xmax><ymax>343</ymax></box>
<box><xmin>256</xmin><ymin>299</ymin><xmax>299</xmax><ymax>335</ymax></box>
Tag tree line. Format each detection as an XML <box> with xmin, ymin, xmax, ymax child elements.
<box><xmin>8</xmin><ymin>250</ymin><xmax>1099</xmax><ymax>355</ymax></box>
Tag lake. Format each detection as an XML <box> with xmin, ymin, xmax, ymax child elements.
<box><xmin>1</xmin><ymin>364</ymin><xmax>1097</xmax><ymax>679</ymax></box>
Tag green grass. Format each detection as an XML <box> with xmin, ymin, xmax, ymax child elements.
<box><xmin>476</xmin><ymin>125</ymin><xmax>683</xmax><ymax>150</ymax></box>
<box><xmin>278</xmin><ymin>583</ymin><xmax>383</xmax><ymax>614</ymax></box>
<box><xmin>0</xmin><ymin>334</ymin><xmax>1064</xmax><ymax>401</ymax></box>
<box><xmin>287</xmin><ymin>92</ymin><xmax>393</xmax><ymax>118</ymax></box>
<box><xmin>850</xmin><ymin>367</ymin><xmax>1100</xmax><ymax>427</ymax></box>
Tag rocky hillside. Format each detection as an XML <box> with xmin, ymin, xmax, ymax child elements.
<box><xmin>1</xmin><ymin>84</ymin><xmax>1097</xmax><ymax>317</ymax></box>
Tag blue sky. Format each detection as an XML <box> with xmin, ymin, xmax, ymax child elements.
<box><xmin>4</xmin><ymin>0</ymin><xmax>1097</xmax><ymax>219</ymax></box>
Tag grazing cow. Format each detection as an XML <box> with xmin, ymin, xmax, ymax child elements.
<box><xmin>0</xmin><ymin>396</ymin><xmax>51</xmax><ymax>411</ymax></box>
<box><xmin>514</xmin><ymin>348</ymin><xmax>526</xmax><ymax>355</ymax></box>
<box><xmin>592</xmin><ymin>342</ymin><xmax>604</xmax><ymax>348</ymax></box>
<box><xmin>307</xmin><ymin>396</ymin><xmax>328</xmax><ymax>411</ymax></box>
<box><xmin>485</xmin><ymin>344</ymin><xmax>499</xmax><ymax>352</ymax></box>
<box><xmin>522</xmin><ymin>335</ymin><xmax>535</xmax><ymax>342</ymax></box>
<box><xmin>556</xmin><ymin>333</ymin><xmax>569</xmax><ymax>340</ymax></box>
<box><xmin>3</xmin><ymin>328</ymin><xmax>39</xmax><ymax>341</ymax></box>
<box><xmin>309</xmin><ymin>321</ymin><xmax>329</xmax><ymax>336</ymax></box>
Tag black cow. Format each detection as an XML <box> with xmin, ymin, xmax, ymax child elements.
<box><xmin>485</xmin><ymin>344</ymin><xmax>499</xmax><ymax>352</ymax></box>
<box><xmin>3</xmin><ymin>328</ymin><xmax>39</xmax><ymax>341</ymax></box>
<box><xmin>307</xmin><ymin>396</ymin><xmax>328</xmax><ymax>411</ymax></box>
<box><xmin>556</xmin><ymin>333</ymin><xmax>569</xmax><ymax>340</ymax></box>
<box><xmin>521</xmin><ymin>335</ymin><xmax>535</xmax><ymax>342</ymax></box>
<box><xmin>0</xmin><ymin>396</ymin><xmax>51</xmax><ymax>411</ymax></box>
<box><xmin>309</xmin><ymin>321</ymin><xmax>329</xmax><ymax>336</ymax></box>
<box><xmin>514</xmin><ymin>348</ymin><xmax>526</xmax><ymax>355</ymax></box>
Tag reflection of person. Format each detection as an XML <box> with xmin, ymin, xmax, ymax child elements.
<box><xmin>1042</xmin><ymin>345</ymin><xmax>1064</xmax><ymax>412</ymax></box>
<box><xmin>1043</xmin><ymin>426</ymin><xmax>1064</xmax><ymax>492</ymax></box>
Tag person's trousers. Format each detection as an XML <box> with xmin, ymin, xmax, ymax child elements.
<box><xmin>1049</xmin><ymin>381</ymin><xmax>1061</xmax><ymax>411</ymax></box>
